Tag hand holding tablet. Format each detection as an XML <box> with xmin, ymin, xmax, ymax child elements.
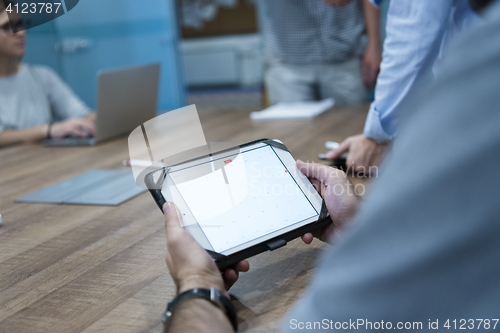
<box><xmin>147</xmin><ymin>139</ymin><xmax>359</xmax><ymax>269</ymax></box>
<box><xmin>296</xmin><ymin>160</ymin><xmax>360</xmax><ymax>244</ymax></box>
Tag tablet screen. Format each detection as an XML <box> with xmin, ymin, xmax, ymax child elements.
<box><xmin>164</xmin><ymin>145</ymin><xmax>319</xmax><ymax>253</ymax></box>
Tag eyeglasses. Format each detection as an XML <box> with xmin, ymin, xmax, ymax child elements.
<box><xmin>0</xmin><ymin>20</ymin><xmax>25</xmax><ymax>34</ymax></box>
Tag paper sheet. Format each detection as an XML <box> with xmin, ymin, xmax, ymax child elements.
<box><xmin>250</xmin><ymin>98</ymin><xmax>335</xmax><ymax>120</ymax></box>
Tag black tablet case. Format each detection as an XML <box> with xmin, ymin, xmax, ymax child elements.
<box><xmin>146</xmin><ymin>139</ymin><xmax>332</xmax><ymax>269</ymax></box>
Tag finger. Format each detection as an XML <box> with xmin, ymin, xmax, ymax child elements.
<box><xmin>233</xmin><ymin>260</ymin><xmax>250</xmax><ymax>273</ymax></box>
<box><xmin>77</xmin><ymin>125</ymin><xmax>93</xmax><ymax>137</ymax></box>
<box><xmin>326</xmin><ymin>138</ymin><xmax>351</xmax><ymax>159</ymax></box>
<box><xmin>223</xmin><ymin>269</ymin><xmax>239</xmax><ymax>290</ymax></box>
<box><xmin>82</xmin><ymin>124</ymin><xmax>96</xmax><ymax>136</ymax></box>
<box><xmin>302</xmin><ymin>233</ymin><xmax>314</xmax><ymax>244</ymax></box>
<box><xmin>84</xmin><ymin>120</ymin><xmax>96</xmax><ymax>135</ymax></box>
<box><xmin>77</xmin><ymin>120</ymin><xmax>96</xmax><ymax>136</ymax></box>
<box><xmin>223</xmin><ymin>268</ymin><xmax>238</xmax><ymax>281</ymax></box>
<box><xmin>297</xmin><ymin>160</ymin><xmax>340</xmax><ymax>183</ymax></box>
<box><xmin>163</xmin><ymin>202</ymin><xmax>184</xmax><ymax>242</ymax></box>
<box><xmin>70</xmin><ymin>126</ymin><xmax>88</xmax><ymax>138</ymax></box>
<box><xmin>310</xmin><ymin>178</ymin><xmax>321</xmax><ymax>192</ymax></box>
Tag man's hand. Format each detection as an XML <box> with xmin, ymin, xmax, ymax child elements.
<box><xmin>323</xmin><ymin>0</ymin><xmax>353</xmax><ymax>7</ymax></box>
<box><xmin>362</xmin><ymin>43</ymin><xmax>382</xmax><ymax>89</ymax></box>
<box><xmin>326</xmin><ymin>134</ymin><xmax>388</xmax><ymax>172</ymax></box>
<box><xmin>163</xmin><ymin>202</ymin><xmax>249</xmax><ymax>296</ymax></box>
<box><xmin>297</xmin><ymin>160</ymin><xmax>360</xmax><ymax>244</ymax></box>
<box><xmin>49</xmin><ymin>118</ymin><xmax>96</xmax><ymax>139</ymax></box>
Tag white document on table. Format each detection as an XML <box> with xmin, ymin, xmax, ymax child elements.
<box><xmin>250</xmin><ymin>98</ymin><xmax>335</xmax><ymax>120</ymax></box>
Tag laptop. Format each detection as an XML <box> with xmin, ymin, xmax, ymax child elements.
<box><xmin>44</xmin><ymin>63</ymin><xmax>160</xmax><ymax>146</ymax></box>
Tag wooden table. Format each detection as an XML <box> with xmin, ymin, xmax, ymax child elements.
<box><xmin>0</xmin><ymin>104</ymin><xmax>369</xmax><ymax>333</ymax></box>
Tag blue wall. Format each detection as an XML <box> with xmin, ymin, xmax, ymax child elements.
<box><xmin>24</xmin><ymin>21</ymin><xmax>62</xmax><ymax>75</ymax></box>
<box><xmin>24</xmin><ymin>0</ymin><xmax>186</xmax><ymax>113</ymax></box>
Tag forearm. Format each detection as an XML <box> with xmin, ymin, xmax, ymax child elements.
<box><xmin>164</xmin><ymin>298</ymin><xmax>234</xmax><ymax>333</ymax></box>
<box><xmin>0</xmin><ymin>125</ymin><xmax>49</xmax><ymax>147</ymax></box>
<box><xmin>363</xmin><ymin>0</ymin><xmax>381</xmax><ymax>49</ymax></box>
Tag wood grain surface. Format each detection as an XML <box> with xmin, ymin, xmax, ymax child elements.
<box><xmin>0</xmin><ymin>105</ymin><xmax>369</xmax><ymax>333</ymax></box>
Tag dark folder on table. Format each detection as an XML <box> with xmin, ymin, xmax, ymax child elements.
<box><xmin>15</xmin><ymin>170</ymin><xmax>146</xmax><ymax>206</ymax></box>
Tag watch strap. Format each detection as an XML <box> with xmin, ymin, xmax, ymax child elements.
<box><xmin>47</xmin><ymin>121</ymin><xmax>55</xmax><ymax>139</ymax></box>
<box><xmin>163</xmin><ymin>288</ymin><xmax>237</xmax><ymax>331</ymax></box>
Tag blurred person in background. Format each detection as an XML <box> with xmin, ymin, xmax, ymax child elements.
<box><xmin>257</xmin><ymin>0</ymin><xmax>381</xmax><ymax>105</ymax></box>
<box><xmin>327</xmin><ymin>0</ymin><xmax>479</xmax><ymax>171</ymax></box>
<box><xmin>0</xmin><ymin>0</ymin><xmax>95</xmax><ymax>147</ymax></box>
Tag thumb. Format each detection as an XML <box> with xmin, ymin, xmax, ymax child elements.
<box><xmin>296</xmin><ymin>160</ymin><xmax>332</xmax><ymax>183</ymax></box>
<box><xmin>163</xmin><ymin>202</ymin><xmax>184</xmax><ymax>242</ymax></box>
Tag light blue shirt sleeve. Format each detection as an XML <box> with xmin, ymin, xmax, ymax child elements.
<box><xmin>364</xmin><ymin>0</ymin><xmax>456</xmax><ymax>142</ymax></box>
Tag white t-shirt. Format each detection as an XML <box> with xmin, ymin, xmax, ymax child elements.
<box><xmin>0</xmin><ymin>65</ymin><xmax>90</xmax><ymax>133</ymax></box>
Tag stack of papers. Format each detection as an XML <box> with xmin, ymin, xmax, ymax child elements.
<box><xmin>250</xmin><ymin>98</ymin><xmax>335</xmax><ymax>120</ymax></box>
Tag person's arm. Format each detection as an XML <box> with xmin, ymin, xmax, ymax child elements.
<box><xmin>0</xmin><ymin>124</ymin><xmax>49</xmax><ymax>146</ymax></box>
<box><xmin>364</xmin><ymin>0</ymin><xmax>454</xmax><ymax>142</ymax></box>
<box><xmin>0</xmin><ymin>118</ymin><xmax>96</xmax><ymax>147</ymax></box>
<box><xmin>36</xmin><ymin>67</ymin><xmax>91</xmax><ymax>120</ymax></box>
<box><xmin>362</xmin><ymin>0</ymin><xmax>381</xmax><ymax>89</ymax></box>
<box><xmin>164</xmin><ymin>298</ymin><xmax>234</xmax><ymax>333</ymax></box>
<box><xmin>162</xmin><ymin>203</ymin><xmax>249</xmax><ymax>333</ymax></box>
<box><xmin>327</xmin><ymin>1</ymin><xmax>455</xmax><ymax>169</ymax></box>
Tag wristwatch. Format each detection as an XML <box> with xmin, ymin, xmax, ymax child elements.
<box><xmin>162</xmin><ymin>287</ymin><xmax>238</xmax><ymax>331</ymax></box>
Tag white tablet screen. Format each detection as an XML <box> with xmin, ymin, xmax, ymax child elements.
<box><xmin>166</xmin><ymin>145</ymin><xmax>319</xmax><ymax>253</ymax></box>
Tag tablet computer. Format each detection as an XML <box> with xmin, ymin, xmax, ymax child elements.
<box><xmin>145</xmin><ymin>139</ymin><xmax>331</xmax><ymax>269</ymax></box>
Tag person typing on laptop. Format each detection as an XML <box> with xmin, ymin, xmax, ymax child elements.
<box><xmin>0</xmin><ymin>0</ymin><xmax>95</xmax><ymax>148</ymax></box>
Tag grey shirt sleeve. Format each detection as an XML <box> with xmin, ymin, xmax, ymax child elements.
<box><xmin>283</xmin><ymin>3</ymin><xmax>500</xmax><ymax>331</ymax></box>
<box><xmin>32</xmin><ymin>66</ymin><xmax>91</xmax><ymax>121</ymax></box>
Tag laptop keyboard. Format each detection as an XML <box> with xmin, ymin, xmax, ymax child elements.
<box><xmin>44</xmin><ymin>137</ymin><xmax>95</xmax><ymax>146</ymax></box>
